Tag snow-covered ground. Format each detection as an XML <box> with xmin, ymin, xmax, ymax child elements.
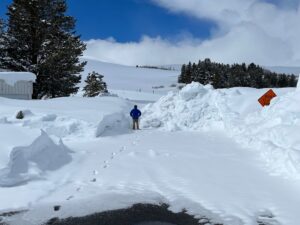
<box><xmin>80</xmin><ymin>58</ymin><xmax>179</xmax><ymax>102</ymax></box>
<box><xmin>0</xmin><ymin>61</ymin><xmax>300</xmax><ymax>225</ymax></box>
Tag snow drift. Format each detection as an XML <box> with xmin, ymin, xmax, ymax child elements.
<box><xmin>141</xmin><ymin>83</ymin><xmax>225</xmax><ymax>131</ymax></box>
<box><xmin>236</xmin><ymin>90</ymin><xmax>300</xmax><ymax>177</ymax></box>
<box><xmin>142</xmin><ymin>82</ymin><xmax>300</xmax><ymax>179</ymax></box>
<box><xmin>95</xmin><ymin>112</ymin><xmax>131</xmax><ymax>137</ymax></box>
<box><xmin>0</xmin><ymin>130</ymin><xmax>72</xmax><ymax>187</ymax></box>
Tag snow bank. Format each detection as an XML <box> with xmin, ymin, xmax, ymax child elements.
<box><xmin>235</xmin><ymin>91</ymin><xmax>300</xmax><ymax>177</ymax></box>
<box><xmin>0</xmin><ymin>130</ymin><xmax>72</xmax><ymax>187</ymax></box>
<box><xmin>0</xmin><ymin>72</ymin><xmax>36</xmax><ymax>86</ymax></box>
<box><xmin>142</xmin><ymin>82</ymin><xmax>300</xmax><ymax>179</ymax></box>
<box><xmin>95</xmin><ymin>112</ymin><xmax>131</xmax><ymax>137</ymax></box>
<box><xmin>141</xmin><ymin>82</ymin><xmax>225</xmax><ymax>131</ymax></box>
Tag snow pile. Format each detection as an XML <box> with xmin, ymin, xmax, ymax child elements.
<box><xmin>142</xmin><ymin>82</ymin><xmax>300</xmax><ymax>178</ymax></box>
<box><xmin>95</xmin><ymin>112</ymin><xmax>131</xmax><ymax>137</ymax></box>
<box><xmin>0</xmin><ymin>130</ymin><xmax>72</xmax><ymax>187</ymax></box>
<box><xmin>141</xmin><ymin>82</ymin><xmax>226</xmax><ymax>131</ymax></box>
<box><xmin>0</xmin><ymin>72</ymin><xmax>36</xmax><ymax>86</ymax></box>
<box><xmin>297</xmin><ymin>77</ymin><xmax>300</xmax><ymax>90</ymax></box>
<box><xmin>22</xmin><ymin>114</ymin><xmax>92</xmax><ymax>138</ymax></box>
<box><xmin>235</xmin><ymin>91</ymin><xmax>300</xmax><ymax>177</ymax></box>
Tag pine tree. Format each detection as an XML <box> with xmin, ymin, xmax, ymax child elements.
<box><xmin>178</xmin><ymin>59</ymin><xmax>295</xmax><ymax>89</ymax></box>
<box><xmin>185</xmin><ymin>62</ymin><xmax>192</xmax><ymax>84</ymax></box>
<box><xmin>0</xmin><ymin>19</ymin><xmax>8</xmax><ymax>69</ymax></box>
<box><xmin>4</xmin><ymin>0</ymin><xmax>86</xmax><ymax>98</ymax></box>
<box><xmin>278</xmin><ymin>74</ymin><xmax>288</xmax><ymax>87</ymax></box>
<box><xmin>178</xmin><ymin>64</ymin><xmax>186</xmax><ymax>83</ymax></box>
<box><xmin>83</xmin><ymin>71</ymin><xmax>108</xmax><ymax>97</ymax></box>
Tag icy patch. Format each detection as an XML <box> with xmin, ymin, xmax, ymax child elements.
<box><xmin>0</xmin><ymin>130</ymin><xmax>72</xmax><ymax>187</ymax></box>
<box><xmin>96</xmin><ymin>112</ymin><xmax>131</xmax><ymax>137</ymax></box>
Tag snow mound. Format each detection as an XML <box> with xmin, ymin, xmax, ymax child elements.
<box><xmin>235</xmin><ymin>90</ymin><xmax>300</xmax><ymax>178</ymax></box>
<box><xmin>142</xmin><ymin>82</ymin><xmax>300</xmax><ymax>179</ymax></box>
<box><xmin>23</xmin><ymin>115</ymin><xmax>91</xmax><ymax>138</ymax></box>
<box><xmin>141</xmin><ymin>82</ymin><xmax>225</xmax><ymax>131</ymax></box>
<box><xmin>96</xmin><ymin>112</ymin><xmax>131</xmax><ymax>137</ymax></box>
<box><xmin>0</xmin><ymin>130</ymin><xmax>72</xmax><ymax>187</ymax></box>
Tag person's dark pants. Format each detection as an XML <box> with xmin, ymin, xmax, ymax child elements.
<box><xmin>132</xmin><ymin>119</ymin><xmax>139</xmax><ymax>130</ymax></box>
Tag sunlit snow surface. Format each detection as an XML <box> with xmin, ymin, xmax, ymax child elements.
<box><xmin>0</xmin><ymin>61</ymin><xmax>300</xmax><ymax>225</ymax></box>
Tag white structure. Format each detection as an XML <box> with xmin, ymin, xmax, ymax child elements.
<box><xmin>0</xmin><ymin>72</ymin><xmax>36</xmax><ymax>100</ymax></box>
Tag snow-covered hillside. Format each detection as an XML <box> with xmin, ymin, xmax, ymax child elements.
<box><xmin>80</xmin><ymin>58</ymin><xmax>179</xmax><ymax>101</ymax></box>
<box><xmin>1</xmin><ymin>62</ymin><xmax>300</xmax><ymax>225</ymax></box>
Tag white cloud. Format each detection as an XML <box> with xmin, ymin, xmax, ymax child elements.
<box><xmin>84</xmin><ymin>0</ymin><xmax>300</xmax><ymax>66</ymax></box>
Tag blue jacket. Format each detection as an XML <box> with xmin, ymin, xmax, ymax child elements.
<box><xmin>130</xmin><ymin>107</ymin><xmax>141</xmax><ymax>119</ymax></box>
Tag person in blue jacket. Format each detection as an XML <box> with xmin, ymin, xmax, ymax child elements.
<box><xmin>130</xmin><ymin>105</ymin><xmax>142</xmax><ymax>130</ymax></box>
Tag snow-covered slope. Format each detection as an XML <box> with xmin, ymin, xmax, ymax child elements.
<box><xmin>1</xmin><ymin>68</ymin><xmax>300</xmax><ymax>225</ymax></box>
<box><xmin>80</xmin><ymin>58</ymin><xmax>179</xmax><ymax>101</ymax></box>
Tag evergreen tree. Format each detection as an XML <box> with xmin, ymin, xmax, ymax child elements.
<box><xmin>270</xmin><ymin>72</ymin><xmax>278</xmax><ymax>87</ymax></box>
<box><xmin>178</xmin><ymin>59</ymin><xmax>296</xmax><ymax>89</ymax></box>
<box><xmin>0</xmin><ymin>19</ymin><xmax>4</xmax><ymax>68</ymax></box>
<box><xmin>178</xmin><ymin>64</ymin><xmax>186</xmax><ymax>83</ymax></box>
<box><xmin>4</xmin><ymin>0</ymin><xmax>86</xmax><ymax>98</ymax></box>
<box><xmin>83</xmin><ymin>71</ymin><xmax>108</xmax><ymax>97</ymax></box>
<box><xmin>0</xmin><ymin>19</ymin><xmax>8</xmax><ymax>69</ymax></box>
<box><xmin>288</xmin><ymin>74</ymin><xmax>297</xmax><ymax>87</ymax></box>
<box><xmin>185</xmin><ymin>62</ymin><xmax>192</xmax><ymax>84</ymax></box>
<box><xmin>277</xmin><ymin>74</ymin><xmax>288</xmax><ymax>87</ymax></box>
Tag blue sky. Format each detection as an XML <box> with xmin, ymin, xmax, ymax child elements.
<box><xmin>1</xmin><ymin>0</ymin><xmax>300</xmax><ymax>66</ymax></box>
<box><xmin>0</xmin><ymin>0</ymin><xmax>215</xmax><ymax>42</ymax></box>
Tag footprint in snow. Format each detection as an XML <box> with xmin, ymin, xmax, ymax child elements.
<box><xmin>111</xmin><ymin>152</ymin><xmax>116</xmax><ymax>159</ymax></box>
<box><xmin>66</xmin><ymin>195</ymin><xmax>74</xmax><ymax>200</ymax></box>
<box><xmin>119</xmin><ymin>146</ymin><xmax>126</xmax><ymax>152</ymax></box>
<box><xmin>93</xmin><ymin>170</ymin><xmax>98</xmax><ymax>175</ymax></box>
<box><xmin>103</xmin><ymin>164</ymin><xmax>108</xmax><ymax>169</ymax></box>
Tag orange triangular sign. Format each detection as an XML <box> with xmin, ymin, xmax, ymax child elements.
<box><xmin>258</xmin><ymin>89</ymin><xmax>277</xmax><ymax>107</ymax></box>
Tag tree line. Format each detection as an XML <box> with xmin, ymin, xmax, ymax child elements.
<box><xmin>178</xmin><ymin>58</ymin><xmax>298</xmax><ymax>89</ymax></box>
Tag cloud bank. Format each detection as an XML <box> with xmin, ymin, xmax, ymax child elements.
<box><xmin>84</xmin><ymin>0</ymin><xmax>300</xmax><ymax>66</ymax></box>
